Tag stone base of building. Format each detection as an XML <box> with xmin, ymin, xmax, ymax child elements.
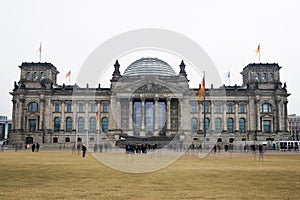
<box><xmin>10</xmin><ymin>129</ymin><xmax>291</xmax><ymax>147</ymax></box>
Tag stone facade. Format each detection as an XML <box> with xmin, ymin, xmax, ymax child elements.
<box><xmin>9</xmin><ymin>58</ymin><xmax>290</xmax><ymax>145</ymax></box>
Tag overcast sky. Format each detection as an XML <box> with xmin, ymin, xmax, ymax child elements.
<box><xmin>1</xmin><ymin>0</ymin><xmax>299</xmax><ymax>117</ymax></box>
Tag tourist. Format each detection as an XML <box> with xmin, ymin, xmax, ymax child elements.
<box><xmin>31</xmin><ymin>143</ymin><xmax>35</xmax><ymax>152</ymax></box>
<box><xmin>82</xmin><ymin>144</ymin><xmax>87</xmax><ymax>157</ymax></box>
<box><xmin>36</xmin><ymin>143</ymin><xmax>40</xmax><ymax>152</ymax></box>
<box><xmin>259</xmin><ymin>144</ymin><xmax>264</xmax><ymax>162</ymax></box>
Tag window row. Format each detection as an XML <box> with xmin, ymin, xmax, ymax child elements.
<box><xmin>54</xmin><ymin>117</ymin><xmax>109</xmax><ymax>133</ymax></box>
<box><xmin>27</xmin><ymin>102</ymin><xmax>108</xmax><ymax>113</ymax></box>
<box><xmin>53</xmin><ymin>102</ymin><xmax>108</xmax><ymax>113</ymax></box>
<box><xmin>191</xmin><ymin>117</ymin><xmax>246</xmax><ymax>133</ymax></box>
<box><xmin>26</xmin><ymin>71</ymin><xmax>45</xmax><ymax>80</ymax></box>
<box><xmin>190</xmin><ymin>104</ymin><xmax>246</xmax><ymax>113</ymax></box>
<box><xmin>255</xmin><ymin>72</ymin><xmax>273</xmax><ymax>81</ymax></box>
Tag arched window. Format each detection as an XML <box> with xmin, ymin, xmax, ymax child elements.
<box><xmin>227</xmin><ymin>118</ymin><xmax>234</xmax><ymax>133</ymax></box>
<box><xmin>27</xmin><ymin>102</ymin><xmax>39</xmax><ymax>112</ymax></box>
<box><xmin>215</xmin><ymin>118</ymin><xmax>222</xmax><ymax>133</ymax></box>
<box><xmin>89</xmin><ymin>117</ymin><xmax>96</xmax><ymax>133</ymax></box>
<box><xmin>239</xmin><ymin>118</ymin><xmax>246</xmax><ymax>133</ymax></box>
<box><xmin>66</xmin><ymin>117</ymin><xmax>72</xmax><ymax>132</ymax></box>
<box><xmin>255</xmin><ymin>73</ymin><xmax>260</xmax><ymax>80</ymax></box>
<box><xmin>78</xmin><ymin>117</ymin><xmax>85</xmax><ymax>132</ymax></box>
<box><xmin>269</xmin><ymin>73</ymin><xmax>273</xmax><ymax>80</ymax></box>
<box><xmin>204</xmin><ymin>117</ymin><xmax>210</xmax><ymax>132</ymax></box>
<box><xmin>54</xmin><ymin>117</ymin><xmax>60</xmax><ymax>132</ymax></box>
<box><xmin>26</xmin><ymin>72</ymin><xmax>32</xmax><ymax>79</ymax></box>
<box><xmin>33</xmin><ymin>72</ymin><xmax>38</xmax><ymax>79</ymax></box>
<box><xmin>101</xmin><ymin>117</ymin><xmax>108</xmax><ymax>133</ymax></box>
<box><xmin>262</xmin><ymin>73</ymin><xmax>266</xmax><ymax>80</ymax></box>
<box><xmin>40</xmin><ymin>72</ymin><xmax>45</xmax><ymax>79</ymax></box>
<box><xmin>191</xmin><ymin>117</ymin><xmax>198</xmax><ymax>133</ymax></box>
<box><xmin>260</xmin><ymin>103</ymin><xmax>272</xmax><ymax>113</ymax></box>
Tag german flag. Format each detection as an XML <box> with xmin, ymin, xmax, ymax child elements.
<box><xmin>66</xmin><ymin>70</ymin><xmax>71</xmax><ymax>79</ymax></box>
<box><xmin>256</xmin><ymin>44</ymin><xmax>260</xmax><ymax>55</ymax></box>
<box><xmin>199</xmin><ymin>77</ymin><xmax>205</xmax><ymax>100</ymax></box>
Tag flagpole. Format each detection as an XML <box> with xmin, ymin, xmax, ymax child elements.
<box><xmin>38</xmin><ymin>42</ymin><xmax>42</xmax><ymax>62</ymax></box>
<box><xmin>203</xmin><ymin>71</ymin><xmax>206</xmax><ymax>139</ymax></box>
<box><xmin>228</xmin><ymin>71</ymin><xmax>230</xmax><ymax>86</ymax></box>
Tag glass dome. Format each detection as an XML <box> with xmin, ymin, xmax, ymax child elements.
<box><xmin>123</xmin><ymin>57</ymin><xmax>176</xmax><ymax>76</ymax></box>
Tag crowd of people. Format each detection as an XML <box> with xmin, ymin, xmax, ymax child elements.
<box><xmin>125</xmin><ymin>143</ymin><xmax>158</xmax><ymax>154</ymax></box>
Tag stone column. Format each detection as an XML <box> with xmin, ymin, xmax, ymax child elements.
<box><xmin>18</xmin><ymin>98</ymin><xmax>23</xmax><ymax>130</ymax></box>
<box><xmin>256</xmin><ymin>101</ymin><xmax>261</xmax><ymax>132</ymax></box>
<box><xmin>61</xmin><ymin>101</ymin><xmax>65</xmax><ymax>131</ymax></box>
<box><xmin>21</xmin><ymin>98</ymin><xmax>26</xmax><ymax>131</ymax></box>
<box><xmin>39</xmin><ymin>97</ymin><xmax>44</xmax><ymax>130</ymax></box>
<box><xmin>116</xmin><ymin>98</ymin><xmax>121</xmax><ymax>130</ymax></box>
<box><xmin>248</xmin><ymin>98</ymin><xmax>255</xmax><ymax>133</ymax></box>
<box><xmin>198</xmin><ymin>101</ymin><xmax>203</xmax><ymax>132</ymax></box>
<box><xmin>210</xmin><ymin>102</ymin><xmax>215</xmax><ymax>132</ymax></box>
<box><xmin>128</xmin><ymin>99</ymin><xmax>133</xmax><ymax>135</ymax></box>
<box><xmin>154</xmin><ymin>97</ymin><xmax>159</xmax><ymax>132</ymax></box>
<box><xmin>178</xmin><ymin>98</ymin><xmax>183</xmax><ymax>131</ymax></box>
<box><xmin>234</xmin><ymin>101</ymin><xmax>239</xmax><ymax>132</ymax></box>
<box><xmin>4</xmin><ymin>121</ymin><xmax>8</xmax><ymax>140</ymax></box>
<box><xmin>96</xmin><ymin>100</ymin><xmax>100</xmax><ymax>132</ymax></box>
<box><xmin>223</xmin><ymin>101</ymin><xmax>227</xmax><ymax>132</ymax></box>
<box><xmin>85</xmin><ymin>100</ymin><xmax>89</xmax><ymax>132</ymax></box>
<box><xmin>141</xmin><ymin>97</ymin><xmax>145</xmax><ymax>136</ymax></box>
<box><xmin>12</xmin><ymin>100</ymin><xmax>16</xmax><ymax>130</ymax></box>
<box><xmin>166</xmin><ymin>98</ymin><xmax>171</xmax><ymax>130</ymax></box>
<box><xmin>72</xmin><ymin>101</ymin><xmax>77</xmax><ymax>131</ymax></box>
<box><xmin>284</xmin><ymin>101</ymin><xmax>288</xmax><ymax>131</ymax></box>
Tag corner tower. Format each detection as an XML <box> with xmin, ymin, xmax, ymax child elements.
<box><xmin>18</xmin><ymin>62</ymin><xmax>59</xmax><ymax>89</ymax></box>
<box><xmin>240</xmin><ymin>63</ymin><xmax>282</xmax><ymax>90</ymax></box>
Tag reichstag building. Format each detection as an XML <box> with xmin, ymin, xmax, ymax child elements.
<box><xmin>10</xmin><ymin>57</ymin><xmax>290</xmax><ymax>145</ymax></box>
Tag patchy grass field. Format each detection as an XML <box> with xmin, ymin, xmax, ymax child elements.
<box><xmin>0</xmin><ymin>150</ymin><xmax>300</xmax><ymax>199</ymax></box>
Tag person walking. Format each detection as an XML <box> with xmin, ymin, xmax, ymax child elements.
<box><xmin>259</xmin><ymin>144</ymin><xmax>264</xmax><ymax>162</ymax></box>
<box><xmin>82</xmin><ymin>144</ymin><xmax>87</xmax><ymax>158</ymax></box>
<box><xmin>31</xmin><ymin>143</ymin><xmax>36</xmax><ymax>152</ymax></box>
<box><xmin>36</xmin><ymin>143</ymin><xmax>40</xmax><ymax>152</ymax></box>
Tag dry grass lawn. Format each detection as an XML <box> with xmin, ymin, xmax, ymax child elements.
<box><xmin>0</xmin><ymin>150</ymin><xmax>300</xmax><ymax>199</ymax></box>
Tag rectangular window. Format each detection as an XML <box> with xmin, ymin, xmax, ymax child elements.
<box><xmin>103</xmin><ymin>104</ymin><xmax>108</xmax><ymax>113</ymax></box>
<box><xmin>54</xmin><ymin>104</ymin><xmax>60</xmax><ymax>112</ymax></box>
<box><xmin>66</xmin><ymin>103</ymin><xmax>72</xmax><ymax>112</ymax></box>
<box><xmin>191</xmin><ymin>105</ymin><xmax>197</xmax><ymax>113</ymax></box>
<box><xmin>133</xmin><ymin>102</ymin><xmax>141</xmax><ymax>127</ymax></box>
<box><xmin>227</xmin><ymin>104</ymin><xmax>233</xmax><ymax>113</ymax></box>
<box><xmin>239</xmin><ymin>105</ymin><xmax>245</xmax><ymax>113</ymax></box>
<box><xmin>90</xmin><ymin>104</ymin><xmax>96</xmax><ymax>112</ymax></box>
<box><xmin>215</xmin><ymin>104</ymin><xmax>221</xmax><ymax>113</ymax></box>
<box><xmin>263</xmin><ymin>120</ymin><xmax>271</xmax><ymax>133</ymax></box>
<box><xmin>29</xmin><ymin>119</ymin><xmax>37</xmax><ymax>132</ymax></box>
<box><xmin>204</xmin><ymin>104</ymin><xmax>209</xmax><ymax>113</ymax></box>
<box><xmin>78</xmin><ymin>103</ymin><xmax>84</xmax><ymax>112</ymax></box>
<box><xmin>53</xmin><ymin>137</ymin><xmax>58</xmax><ymax>143</ymax></box>
<box><xmin>0</xmin><ymin>123</ymin><xmax>5</xmax><ymax>136</ymax></box>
